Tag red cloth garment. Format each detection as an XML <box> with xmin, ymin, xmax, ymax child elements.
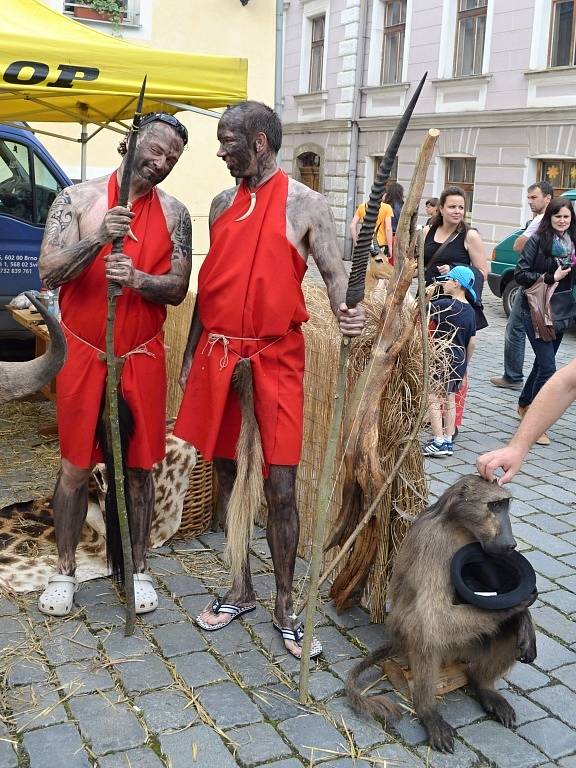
<box><xmin>174</xmin><ymin>169</ymin><xmax>308</xmax><ymax>469</ymax></box>
<box><xmin>56</xmin><ymin>174</ymin><xmax>172</xmax><ymax>469</ymax></box>
<box><xmin>455</xmin><ymin>375</ymin><xmax>468</xmax><ymax>427</ymax></box>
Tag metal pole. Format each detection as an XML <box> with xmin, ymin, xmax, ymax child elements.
<box><xmin>344</xmin><ymin>0</ymin><xmax>369</xmax><ymax>259</ymax></box>
<box><xmin>275</xmin><ymin>0</ymin><xmax>284</xmax><ymax>163</ymax></box>
<box><xmin>275</xmin><ymin>0</ymin><xmax>284</xmax><ymax>119</ymax></box>
<box><xmin>80</xmin><ymin>121</ymin><xmax>87</xmax><ymax>181</ymax></box>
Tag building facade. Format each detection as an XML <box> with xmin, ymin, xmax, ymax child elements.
<box><xmin>38</xmin><ymin>0</ymin><xmax>276</xmax><ymax>284</ymax></box>
<box><xmin>281</xmin><ymin>0</ymin><xmax>576</xmax><ymax>257</ymax></box>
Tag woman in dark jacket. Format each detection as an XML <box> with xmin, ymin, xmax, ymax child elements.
<box><xmin>515</xmin><ymin>196</ymin><xmax>576</xmax><ymax>444</ymax></box>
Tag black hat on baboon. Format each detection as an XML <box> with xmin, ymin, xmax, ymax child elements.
<box><xmin>450</xmin><ymin>543</ymin><xmax>537</xmax><ymax>610</ymax></box>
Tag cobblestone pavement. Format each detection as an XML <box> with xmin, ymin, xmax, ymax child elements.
<box><xmin>2</xmin><ymin>289</ymin><xmax>576</xmax><ymax>768</ymax></box>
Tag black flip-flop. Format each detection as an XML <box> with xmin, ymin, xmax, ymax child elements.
<box><xmin>272</xmin><ymin>621</ymin><xmax>323</xmax><ymax>659</ymax></box>
<box><xmin>196</xmin><ymin>597</ymin><xmax>256</xmax><ymax>631</ymax></box>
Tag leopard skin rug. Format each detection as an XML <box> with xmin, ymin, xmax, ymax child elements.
<box><xmin>0</xmin><ymin>433</ymin><xmax>196</xmax><ymax>593</ymax></box>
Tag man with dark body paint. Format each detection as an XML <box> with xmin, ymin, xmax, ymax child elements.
<box><xmin>37</xmin><ymin>114</ymin><xmax>192</xmax><ymax>617</ymax></box>
<box><xmin>175</xmin><ymin>101</ymin><xmax>365</xmax><ymax>659</ymax></box>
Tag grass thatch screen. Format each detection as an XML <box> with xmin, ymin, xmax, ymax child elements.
<box><xmin>163</xmin><ymin>285</ymin><xmax>427</xmax><ymax>620</ymax></box>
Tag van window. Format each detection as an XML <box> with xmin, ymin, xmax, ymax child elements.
<box><xmin>0</xmin><ymin>138</ymin><xmax>64</xmax><ymax>226</ymax></box>
<box><xmin>33</xmin><ymin>153</ymin><xmax>63</xmax><ymax>225</ymax></box>
<box><xmin>0</xmin><ymin>139</ymin><xmax>33</xmax><ymax>223</ymax></box>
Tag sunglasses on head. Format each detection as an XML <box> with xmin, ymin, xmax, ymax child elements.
<box><xmin>139</xmin><ymin>112</ymin><xmax>188</xmax><ymax>145</ymax></box>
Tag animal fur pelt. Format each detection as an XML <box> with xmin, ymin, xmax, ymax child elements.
<box><xmin>0</xmin><ymin>432</ymin><xmax>196</xmax><ymax>594</ymax></box>
<box><xmin>96</xmin><ymin>389</ymin><xmax>135</xmax><ymax>582</ymax></box>
<box><xmin>224</xmin><ymin>358</ymin><xmax>264</xmax><ymax>583</ymax></box>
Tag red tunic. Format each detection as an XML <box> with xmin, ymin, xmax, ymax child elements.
<box><xmin>56</xmin><ymin>174</ymin><xmax>171</xmax><ymax>469</ymax></box>
<box><xmin>174</xmin><ymin>169</ymin><xmax>308</xmax><ymax>468</ymax></box>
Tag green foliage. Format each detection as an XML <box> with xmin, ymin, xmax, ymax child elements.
<box><xmin>82</xmin><ymin>0</ymin><xmax>124</xmax><ymax>24</ymax></box>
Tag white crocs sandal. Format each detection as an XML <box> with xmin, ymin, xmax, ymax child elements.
<box><xmin>38</xmin><ymin>574</ymin><xmax>78</xmax><ymax>617</ymax></box>
<box><xmin>133</xmin><ymin>573</ymin><xmax>158</xmax><ymax>614</ymax></box>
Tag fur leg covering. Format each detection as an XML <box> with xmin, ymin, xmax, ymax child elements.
<box><xmin>96</xmin><ymin>390</ymin><xmax>135</xmax><ymax>582</ymax></box>
<box><xmin>224</xmin><ymin>358</ymin><xmax>264</xmax><ymax>583</ymax></box>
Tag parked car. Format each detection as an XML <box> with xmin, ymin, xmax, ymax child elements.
<box><xmin>488</xmin><ymin>188</ymin><xmax>576</xmax><ymax>316</ymax></box>
<box><xmin>0</xmin><ymin>124</ymin><xmax>71</xmax><ymax>338</ymax></box>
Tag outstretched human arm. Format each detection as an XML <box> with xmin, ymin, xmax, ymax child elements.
<box><xmin>179</xmin><ymin>301</ymin><xmax>203</xmax><ymax>390</ymax></box>
<box><xmin>350</xmin><ymin>213</ymin><xmax>361</xmax><ymax>245</ymax></box>
<box><xmin>513</xmin><ymin>215</ymin><xmax>542</xmax><ymax>254</ymax></box>
<box><xmin>477</xmin><ymin>358</ymin><xmax>576</xmax><ymax>483</ymax></box>
<box><xmin>39</xmin><ymin>187</ymin><xmax>132</xmax><ymax>289</ymax></box>
<box><xmin>384</xmin><ymin>214</ymin><xmax>393</xmax><ymax>253</ymax></box>
<box><xmin>105</xmin><ymin>199</ymin><xmax>192</xmax><ymax>306</ymax></box>
<box><xmin>465</xmin><ymin>228</ymin><xmax>488</xmax><ymax>278</ymax></box>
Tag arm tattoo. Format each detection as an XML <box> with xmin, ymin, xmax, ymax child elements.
<box><xmin>132</xmin><ymin>202</ymin><xmax>192</xmax><ymax>306</ymax></box>
<box><xmin>40</xmin><ymin>189</ymin><xmax>103</xmax><ymax>290</ymax></box>
<box><xmin>44</xmin><ymin>190</ymin><xmax>73</xmax><ymax>244</ymax></box>
<box><xmin>172</xmin><ymin>207</ymin><xmax>192</xmax><ymax>262</ymax></box>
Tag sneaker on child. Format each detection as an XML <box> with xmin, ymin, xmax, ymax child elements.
<box><xmin>422</xmin><ymin>439</ymin><xmax>453</xmax><ymax>457</ymax></box>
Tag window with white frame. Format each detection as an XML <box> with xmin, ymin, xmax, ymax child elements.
<box><xmin>298</xmin><ymin>0</ymin><xmax>330</xmax><ymax>96</ymax></box>
<box><xmin>63</xmin><ymin>1</ymin><xmax>140</xmax><ymax>27</ymax></box>
<box><xmin>549</xmin><ymin>0</ymin><xmax>576</xmax><ymax>67</ymax></box>
<box><xmin>538</xmin><ymin>158</ymin><xmax>576</xmax><ymax>196</ymax></box>
<box><xmin>445</xmin><ymin>157</ymin><xmax>476</xmax><ymax>212</ymax></box>
<box><xmin>381</xmin><ymin>1</ymin><xmax>407</xmax><ymax>84</ymax></box>
<box><xmin>373</xmin><ymin>155</ymin><xmax>398</xmax><ymax>184</ymax></box>
<box><xmin>454</xmin><ymin>0</ymin><xmax>488</xmax><ymax>77</ymax></box>
<box><xmin>309</xmin><ymin>15</ymin><xmax>326</xmax><ymax>92</ymax></box>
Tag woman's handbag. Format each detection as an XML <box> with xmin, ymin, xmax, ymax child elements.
<box><xmin>550</xmin><ymin>289</ymin><xmax>576</xmax><ymax>334</ymax></box>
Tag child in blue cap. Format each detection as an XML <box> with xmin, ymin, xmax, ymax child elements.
<box><xmin>423</xmin><ymin>266</ymin><xmax>477</xmax><ymax>457</ymax></box>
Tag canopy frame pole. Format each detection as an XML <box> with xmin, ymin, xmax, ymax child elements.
<box><xmin>1</xmin><ymin>123</ymin><xmax>79</xmax><ymax>144</ymax></box>
<box><xmin>80</xmin><ymin>121</ymin><xmax>88</xmax><ymax>182</ymax></box>
<box><xmin>163</xmin><ymin>101</ymin><xmax>222</xmax><ymax>119</ymax></box>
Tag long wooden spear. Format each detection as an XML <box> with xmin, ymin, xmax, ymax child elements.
<box><xmin>298</xmin><ymin>73</ymin><xmax>427</xmax><ymax>702</ymax></box>
<box><xmin>104</xmin><ymin>76</ymin><xmax>147</xmax><ymax>636</ymax></box>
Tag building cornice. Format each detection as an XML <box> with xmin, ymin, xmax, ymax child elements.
<box><xmin>283</xmin><ymin>117</ymin><xmax>350</xmax><ymax>133</ymax></box>
<box><xmin>357</xmin><ymin>105</ymin><xmax>576</xmax><ymax>130</ymax></box>
<box><xmin>283</xmin><ymin>105</ymin><xmax>576</xmax><ymax>134</ymax></box>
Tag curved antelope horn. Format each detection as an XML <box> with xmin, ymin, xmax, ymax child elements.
<box><xmin>0</xmin><ymin>293</ymin><xmax>66</xmax><ymax>404</ymax></box>
<box><xmin>346</xmin><ymin>72</ymin><xmax>427</xmax><ymax>308</ymax></box>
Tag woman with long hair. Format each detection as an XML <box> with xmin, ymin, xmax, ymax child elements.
<box><xmin>384</xmin><ymin>181</ymin><xmax>404</xmax><ymax>235</ymax></box>
<box><xmin>423</xmin><ymin>186</ymin><xmax>488</xmax><ymax>326</ymax></box>
<box><xmin>423</xmin><ymin>186</ymin><xmax>488</xmax><ymax>281</ymax></box>
<box><xmin>514</xmin><ymin>196</ymin><xmax>576</xmax><ymax>445</ymax></box>
<box><xmin>423</xmin><ymin>186</ymin><xmax>488</xmax><ymax>437</ymax></box>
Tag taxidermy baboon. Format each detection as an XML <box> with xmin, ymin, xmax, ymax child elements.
<box><xmin>347</xmin><ymin>475</ymin><xmax>537</xmax><ymax>753</ymax></box>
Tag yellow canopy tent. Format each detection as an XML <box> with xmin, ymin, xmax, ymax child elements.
<box><xmin>0</xmin><ymin>0</ymin><xmax>247</xmax><ymax>175</ymax></box>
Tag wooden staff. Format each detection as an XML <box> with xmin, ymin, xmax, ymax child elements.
<box><xmin>295</xmin><ymin>128</ymin><xmax>440</xmax><ymax>618</ymax></box>
<box><xmin>298</xmin><ymin>75</ymin><xmax>428</xmax><ymax>703</ymax></box>
<box><xmin>104</xmin><ymin>76</ymin><xmax>147</xmax><ymax>636</ymax></box>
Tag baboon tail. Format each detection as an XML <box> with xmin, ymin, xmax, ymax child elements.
<box><xmin>346</xmin><ymin>642</ymin><xmax>403</xmax><ymax>720</ymax></box>
<box><xmin>96</xmin><ymin>390</ymin><xmax>135</xmax><ymax>582</ymax></box>
<box><xmin>224</xmin><ymin>358</ymin><xmax>264</xmax><ymax>583</ymax></box>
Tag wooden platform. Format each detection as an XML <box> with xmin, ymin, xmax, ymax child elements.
<box><xmin>382</xmin><ymin>659</ymin><xmax>469</xmax><ymax>697</ymax></box>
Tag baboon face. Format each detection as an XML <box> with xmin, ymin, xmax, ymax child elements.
<box><xmin>447</xmin><ymin>476</ymin><xmax>516</xmax><ymax>555</ymax></box>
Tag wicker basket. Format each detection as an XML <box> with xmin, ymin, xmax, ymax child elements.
<box><xmin>178</xmin><ymin>451</ymin><xmax>215</xmax><ymax>539</ymax></box>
